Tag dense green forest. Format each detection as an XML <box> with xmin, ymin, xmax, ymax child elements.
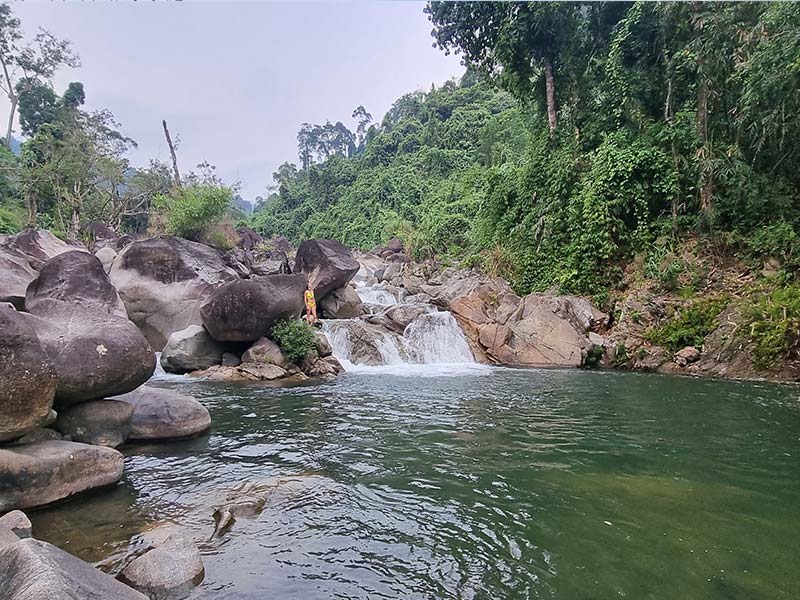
<box><xmin>253</xmin><ymin>1</ymin><xmax>800</xmax><ymax>301</ymax></box>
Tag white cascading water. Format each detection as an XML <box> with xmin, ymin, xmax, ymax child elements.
<box><xmin>323</xmin><ymin>265</ymin><xmax>486</xmax><ymax>375</ymax></box>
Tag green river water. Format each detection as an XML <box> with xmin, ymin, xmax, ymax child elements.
<box><xmin>29</xmin><ymin>366</ymin><xmax>800</xmax><ymax>599</ymax></box>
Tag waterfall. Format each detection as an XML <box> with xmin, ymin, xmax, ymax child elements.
<box><xmin>403</xmin><ymin>312</ymin><xmax>474</xmax><ymax>364</ymax></box>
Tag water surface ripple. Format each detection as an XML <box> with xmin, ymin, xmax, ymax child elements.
<box><xmin>31</xmin><ymin>368</ymin><xmax>800</xmax><ymax>599</ymax></box>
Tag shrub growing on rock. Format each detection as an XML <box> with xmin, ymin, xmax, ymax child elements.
<box><xmin>646</xmin><ymin>296</ymin><xmax>728</xmax><ymax>351</ymax></box>
<box><xmin>155</xmin><ymin>184</ymin><xmax>232</xmax><ymax>241</ymax></box>
<box><xmin>270</xmin><ymin>318</ymin><xmax>316</xmax><ymax>363</ymax></box>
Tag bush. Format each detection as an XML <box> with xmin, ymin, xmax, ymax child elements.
<box><xmin>745</xmin><ymin>285</ymin><xmax>800</xmax><ymax>369</ymax></box>
<box><xmin>0</xmin><ymin>204</ymin><xmax>23</xmax><ymax>234</ymax></box>
<box><xmin>155</xmin><ymin>184</ymin><xmax>232</xmax><ymax>240</ymax></box>
<box><xmin>647</xmin><ymin>296</ymin><xmax>728</xmax><ymax>351</ymax></box>
<box><xmin>270</xmin><ymin>318</ymin><xmax>316</xmax><ymax>363</ymax></box>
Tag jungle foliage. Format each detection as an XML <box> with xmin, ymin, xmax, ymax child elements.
<box><xmin>252</xmin><ymin>1</ymin><xmax>800</xmax><ymax>302</ymax></box>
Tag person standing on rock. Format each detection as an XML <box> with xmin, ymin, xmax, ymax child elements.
<box><xmin>304</xmin><ymin>280</ymin><xmax>318</xmax><ymax>325</ymax></box>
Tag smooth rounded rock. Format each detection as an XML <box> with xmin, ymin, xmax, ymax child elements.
<box><xmin>54</xmin><ymin>400</ymin><xmax>133</xmax><ymax>448</ymax></box>
<box><xmin>200</xmin><ymin>273</ymin><xmax>307</xmax><ymax>342</ymax></box>
<box><xmin>23</xmin><ymin>252</ymin><xmax>155</xmax><ymax>406</ymax></box>
<box><xmin>112</xmin><ymin>386</ymin><xmax>211</xmax><ymax>440</ymax></box>
<box><xmin>241</xmin><ymin>337</ymin><xmax>292</xmax><ymax>369</ymax></box>
<box><xmin>0</xmin><ymin>441</ymin><xmax>125</xmax><ymax>512</ymax></box>
<box><xmin>294</xmin><ymin>238</ymin><xmax>359</xmax><ymax>300</ymax></box>
<box><xmin>160</xmin><ymin>325</ymin><xmax>224</xmax><ymax>374</ymax></box>
<box><xmin>118</xmin><ymin>534</ymin><xmax>204</xmax><ymax>600</ymax></box>
<box><xmin>110</xmin><ymin>236</ymin><xmax>239</xmax><ymax>350</ymax></box>
<box><xmin>0</xmin><ymin>538</ymin><xmax>148</xmax><ymax>600</ymax></box>
<box><xmin>319</xmin><ymin>285</ymin><xmax>363</xmax><ymax>319</ymax></box>
<box><xmin>0</xmin><ymin>304</ymin><xmax>57</xmax><ymax>442</ymax></box>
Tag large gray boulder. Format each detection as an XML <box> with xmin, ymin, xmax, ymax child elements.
<box><xmin>160</xmin><ymin>325</ymin><xmax>225</xmax><ymax>374</ymax></box>
<box><xmin>294</xmin><ymin>239</ymin><xmax>359</xmax><ymax>300</ymax></box>
<box><xmin>201</xmin><ymin>273</ymin><xmax>308</xmax><ymax>342</ymax></box>
<box><xmin>319</xmin><ymin>285</ymin><xmax>363</xmax><ymax>319</ymax></box>
<box><xmin>24</xmin><ymin>251</ymin><xmax>155</xmax><ymax>407</ymax></box>
<box><xmin>118</xmin><ymin>534</ymin><xmax>204</xmax><ymax>600</ymax></box>
<box><xmin>0</xmin><ymin>538</ymin><xmax>148</xmax><ymax>600</ymax></box>
<box><xmin>54</xmin><ymin>400</ymin><xmax>133</xmax><ymax>448</ymax></box>
<box><xmin>113</xmin><ymin>386</ymin><xmax>211</xmax><ymax>440</ymax></box>
<box><xmin>0</xmin><ymin>441</ymin><xmax>125</xmax><ymax>512</ymax></box>
<box><xmin>109</xmin><ymin>236</ymin><xmax>239</xmax><ymax>350</ymax></box>
<box><xmin>0</xmin><ymin>304</ymin><xmax>56</xmax><ymax>442</ymax></box>
<box><xmin>0</xmin><ymin>229</ymin><xmax>86</xmax><ymax>308</ymax></box>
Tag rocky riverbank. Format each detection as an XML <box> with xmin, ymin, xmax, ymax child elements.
<box><xmin>0</xmin><ymin>225</ymin><xmax>793</xmax><ymax>597</ymax></box>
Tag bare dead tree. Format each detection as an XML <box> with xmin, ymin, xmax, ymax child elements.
<box><xmin>162</xmin><ymin>119</ymin><xmax>181</xmax><ymax>191</ymax></box>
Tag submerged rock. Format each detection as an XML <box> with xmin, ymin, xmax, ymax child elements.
<box><xmin>113</xmin><ymin>386</ymin><xmax>211</xmax><ymax>440</ymax></box>
<box><xmin>110</xmin><ymin>235</ymin><xmax>239</xmax><ymax>350</ymax></box>
<box><xmin>0</xmin><ymin>304</ymin><xmax>56</xmax><ymax>442</ymax></box>
<box><xmin>24</xmin><ymin>252</ymin><xmax>155</xmax><ymax>406</ymax></box>
<box><xmin>0</xmin><ymin>440</ymin><xmax>124</xmax><ymax>512</ymax></box>
<box><xmin>294</xmin><ymin>238</ymin><xmax>359</xmax><ymax>300</ymax></box>
<box><xmin>118</xmin><ymin>534</ymin><xmax>204</xmax><ymax>600</ymax></box>
<box><xmin>200</xmin><ymin>273</ymin><xmax>308</xmax><ymax>342</ymax></box>
<box><xmin>0</xmin><ymin>538</ymin><xmax>148</xmax><ymax>600</ymax></box>
<box><xmin>54</xmin><ymin>400</ymin><xmax>134</xmax><ymax>448</ymax></box>
<box><xmin>160</xmin><ymin>325</ymin><xmax>225</xmax><ymax>374</ymax></box>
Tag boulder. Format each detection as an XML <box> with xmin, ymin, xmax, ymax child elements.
<box><xmin>0</xmin><ymin>510</ymin><xmax>32</xmax><ymax>538</ymax></box>
<box><xmin>94</xmin><ymin>246</ymin><xmax>117</xmax><ymax>273</ymax></box>
<box><xmin>241</xmin><ymin>337</ymin><xmax>292</xmax><ymax>369</ymax></box>
<box><xmin>109</xmin><ymin>236</ymin><xmax>239</xmax><ymax>350</ymax></box>
<box><xmin>0</xmin><ymin>525</ymin><xmax>19</xmax><ymax>549</ymax></box>
<box><xmin>54</xmin><ymin>400</ymin><xmax>133</xmax><ymax>448</ymax></box>
<box><xmin>319</xmin><ymin>285</ymin><xmax>363</xmax><ymax>319</ymax></box>
<box><xmin>221</xmin><ymin>352</ymin><xmax>241</xmax><ymax>367</ymax></box>
<box><xmin>160</xmin><ymin>325</ymin><xmax>224</xmax><ymax>374</ymax></box>
<box><xmin>0</xmin><ymin>304</ymin><xmax>56</xmax><ymax>442</ymax></box>
<box><xmin>0</xmin><ymin>229</ymin><xmax>86</xmax><ymax>307</ymax></box>
<box><xmin>301</xmin><ymin>355</ymin><xmax>344</xmax><ymax>377</ymax></box>
<box><xmin>83</xmin><ymin>221</ymin><xmax>118</xmax><ymax>251</ymax></box>
<box><xmin>200</xmin><ymin>273</ymin><xmax>307</xmax><ymax>342</ymax></box>
<box><xmin>322</xmin><ymin>320</ymin><xmax>410</xmax><ymax>366</ymax></box>
<box><xmin>674</xmin><ymin>346</ymin><xmax>701</xmax><ymax>367</ymax></box>
<box><xmin>0</xmin><ymin>441</ymin><xmax>124</xmax><ymax>511</ymax></box>
<box><xmin>24</xmin><ymin>252</ymin><xmax>155</xmax><ymax>406</ymax></box>
<box><xmin>9</xmin><ymin>427</ymin><xmax>62</xmax><ymax>446</ymax></box>
<box><xmin>118</xmin><ymin>534</ymin><xmax>204</xmax><ymax>600</ymax></box>
<box><xmin>449</xmin><ymin>285</ymin><xmax>609</xmax><ymax>368</ymax></box>
<box><xmin>25</xmin><ymin>250</ymin><xmax>127</xmax><ymax>317</ymax></box>
<box><xmin>194</xmin><ymin>363</ymin><xmax>290</xmax><ymax>382</ymax></box>
<box><xmin>380</xmin><ymin>303</ymin><xmax>433</xmax><ymax>334</ymax></box>
<box><xmin>0</xmin><ymin>538</ymin><xmax>148</xmax><ymax>600</ymax></box>
<box><xmin>294</xmin><ymin>239</ymin><xmax>359</xmax><ymax>300</ymax></box>
<box><xmin>313</xmin><ymin>332</ymin><xmax>332</xmax><ymax>358</ymax></box>
<box><xmin>113</xmin><ymin>386</ymin><xmax>211</xmax><ymax>440</ymax></box>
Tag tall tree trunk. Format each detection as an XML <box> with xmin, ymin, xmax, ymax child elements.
<box><xmin>543</xmin><ymin>56</ymin><xmax>557</xmax><ymax>134</ymax></box>
<box><xmin>162</xmin><ymin>119</ymin><xmax>182</xmax><ymax>191</ymax></box>
<box><xmin>69</xmin><ymin>202</ymin><xmax>80</xmax><ymax>241</ymax></box>
<box><xmin>696</xmin><ymin>76</ymin><xmax>713</xmax><ymax>229</ymax></box>
<box><xmin>24</xmin><ymin>187</ymin><xmax>37</xmax><ymax>228</ymax></box>
<box><xmin>665</xmin><ymin>77</ymin><xmax>680</xmax><ymax>236</ymax></box>
<box><xmin>5</xmin><ymin>93</ymin><xmax>17</xmax><ymax>149</ymax></box>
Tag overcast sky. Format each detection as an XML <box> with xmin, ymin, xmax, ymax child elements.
<box><xmin>2</xmin><ymin>1</ymin><xmax>463</xmax><ymax>199</ymax></box>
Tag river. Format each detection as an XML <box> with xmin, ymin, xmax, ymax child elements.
<box><xmin>28</xmin><ymin>364</ymin><xmax>800</xmax><ymax>599</ymax></box>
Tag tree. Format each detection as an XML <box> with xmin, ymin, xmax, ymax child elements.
<box><xmin>22</xmin><ymin>108</ymin><xmax>135</xmax><ymax>238</ymax></box>
<box><xmin>426</xmin><ymin>2</ymin><xmax>582</xmax><ymax>134</ymax></box>
<box><xmin>0</xmin><ymin>4</ymin><xmax>79</xmax><ymax>149</ymax></box>
<box><xmin>352</xmin><ymin>105</ymin><xmax>373</xmax><ymax>148</ymax></box>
